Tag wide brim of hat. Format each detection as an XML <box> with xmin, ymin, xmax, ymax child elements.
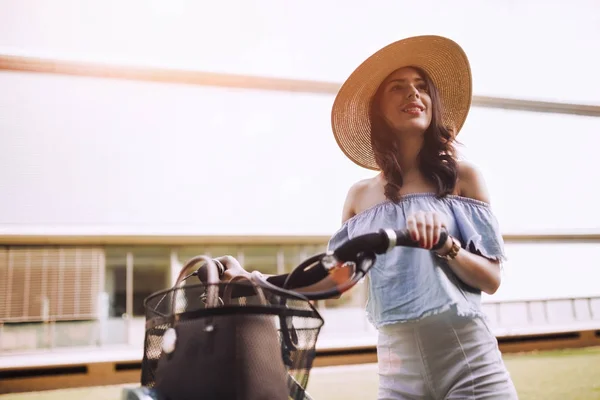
<box><xmin>331</xmin><ymin>35</ymin><xmax>472</xmax><ymax>171</ymax></box>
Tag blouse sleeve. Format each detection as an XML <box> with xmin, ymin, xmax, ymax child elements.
<box><xmin>450</xmin><ymin>200</ymin><xmax>506</xmax><ymax>262</ymax></box>
<box><xmin>326</xmin><ymin>222</ymin><xmax>350</xmax><ymax>252</ymax></box>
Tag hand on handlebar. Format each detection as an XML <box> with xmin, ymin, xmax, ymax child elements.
<box><xmin>406</xmin><ymin>210</ymin><xmax>450</xmax><ymax>251</ymax></box>
<box><xmin>212</xmin><ymin>255</ymin><xmax>251</xmax><ymax>281</ymax></box>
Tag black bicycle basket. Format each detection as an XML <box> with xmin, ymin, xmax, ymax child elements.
<box><xmin>140</xmin><ymin>257</ymin><xmax>324</xmax><ymax>400</ymax></box>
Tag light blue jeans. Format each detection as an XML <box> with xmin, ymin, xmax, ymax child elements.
<box><xmin>377</xmin><ymin>312</ymin><xmax>518</xmax><ymax>399</ymax></box>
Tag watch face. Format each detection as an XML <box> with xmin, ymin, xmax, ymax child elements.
<box><xmin>449</xmin><ymin>238</ymin><xmax>460</xmax><ymax>258</ymax></box>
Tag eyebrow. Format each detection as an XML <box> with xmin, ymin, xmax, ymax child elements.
<box><xmin>386</xmin><ymin>77</ymin><xmax>425</xmax><ymax>86</ymax></box>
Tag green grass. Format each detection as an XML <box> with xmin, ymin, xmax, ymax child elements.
<box><xmin>2</xmin><ymin>347</ymin><xmax>600</xmax><ymax>400</ymax></box>
<box><xmin>503</xmin><ymin>347</ymin><xmax>600</xmax><ymax>400</ymax></box>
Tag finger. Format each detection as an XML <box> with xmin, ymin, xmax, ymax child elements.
<box><xmin>406</xmin><ymin>215</ymin><xmax>418</xmax><ymax>242</ymax></box>
<box><xmin>415</xmin><ymin>212</ymin><xmax>427</xmax><ymax>248</ymax></box>
<box><xmin>423</xmin><ymin>212</ymin><xmax>434</xmax><ymax>249</ymax></box>
<box><xmin>216</xmin><ymin>255</ymin><xmax>242</xmax><ymax>270</ymax></box>
<box><xmin>431</xmin><ymin>212</ymin><xmax>441</xmax><ymax>249</ymax></box>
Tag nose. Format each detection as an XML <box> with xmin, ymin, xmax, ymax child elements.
<box><xmin>407</xmin><ymin>84</ymin><xmax>420</xmax><ymax>99</ymax></box>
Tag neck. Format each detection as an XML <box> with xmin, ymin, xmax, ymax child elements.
<box><xmin>394</xmin><ymin>133</ymin><xmax>424</xmax><ymax>173</ymax></box>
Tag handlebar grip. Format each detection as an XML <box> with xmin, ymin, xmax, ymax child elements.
<box><xmin>333</xmin><ymin>228</ymin><xmax>450</xmax><ymax>263</ymax></box>
<box><xmin>431</xmin><ymin>229</ymin><xmax>449</xmax><ymax>251</ymax></box>
<box><xmin>392</xmin><ymin>228</ymin><xmax>449</xmax><ymax>251</ymax></box>
<box><xmin>333</xmin><ymin>231</ymin><xmax>388</xmax><ymax>262</ymax></box>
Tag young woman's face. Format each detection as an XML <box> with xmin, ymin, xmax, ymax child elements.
<box><xmin>377</xmin><ymin>67</ymin><xmax>433</xmax><ymax>136</ymax></box>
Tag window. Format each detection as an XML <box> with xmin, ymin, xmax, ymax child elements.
<box><xmin>105</xmin><ymin>246</ymin><xmax>171</xmax><ymax>317</ymax></box>
<box><xmin>282</xmin><ymin>244</ymin><xmax>327</xmax><ymax>273</ymax></box>
<box><xmin>282</xmin><ymin>245</ymin><xmax>305</xmax><ymax>274</ymax></box>
<box><xmin>131</xmin><ymin>247</ymin><xmax>171</xmax><ymax>316</ymax></box>
<box><xmin>0</xmin><ymin>246</ymin><xmax>103</xmax><ymax>322</ymax></box>
<box><xmin>240</xmin><ymin>245</ymin><xmax>279</xmax><ymax>275</ymax></box>
<box><xmin>105</xmin><ymin>247</ymin><xmax>128</xmax><ymax>318</ymax></box>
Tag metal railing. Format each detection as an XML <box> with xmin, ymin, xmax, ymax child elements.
<box><xmin>482</xmin><ymin>296</ymin><xmax>600</xmax><ymax>335</ymax></box>
<box><xmin>1</xmin><ymin>295</ymin><xmax>599</xmax><ymax>355</ymax></box>
<box><xmin>0</xmin><ymin>318</ymin><xmax>130</xmax><ymax>354</ymax></box>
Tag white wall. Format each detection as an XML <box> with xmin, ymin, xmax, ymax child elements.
<box><xmin>1</xmin><ymin>0</ymin><xmax>599</xmax><ymax>103</ymax></box>
<box><xmin>1</xmin><ymin>0</ymin><xmax>599</xmax><ymax>236</ymax></box>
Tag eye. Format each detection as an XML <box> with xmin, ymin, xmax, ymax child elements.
<box><xmin>389</xmin><ymin>84</ymin><xmax>402</xmax><ymax>91</ymax></box>
<box><xmin>417</xmin><ymin>83</ymin><xmax>429</xmax><ymax>92</ymax></box>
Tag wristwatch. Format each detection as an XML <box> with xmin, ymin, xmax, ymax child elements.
<box><xmin>435</xmin><ymin>235</ymin><xmax>461</xmax><ymax>260</ymax></box>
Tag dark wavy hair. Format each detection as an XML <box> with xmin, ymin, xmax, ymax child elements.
<box><xmin>369</xmin><ymin>67</ymin><xmax>458</xmax><ymax>203</ymax></box>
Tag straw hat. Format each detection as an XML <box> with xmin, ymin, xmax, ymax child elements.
<box><xmin>331</xmin><ymin>35</ymin><xmax>472</xmax><ymax>170</ymax></box>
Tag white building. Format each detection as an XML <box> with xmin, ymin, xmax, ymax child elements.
<box><xmin>1</xmin><ymin>0</ymin><xmax>599</xmax><ymax>351</ymax></box>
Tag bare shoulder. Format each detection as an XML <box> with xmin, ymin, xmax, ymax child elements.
<box><xmin>341</xmin><ymin>176</ymin><xmax>378</xmax><ymax>223</ymax></box>
<box><xmin>457</xmin><ymin>161</ymin><xmax>491</xmax><ymax>204</ymax></box>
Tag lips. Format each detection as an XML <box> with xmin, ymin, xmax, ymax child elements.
<box><xmin>401</xmin><ymin>102</ymin><xmax>425</xmax><ymax>113</ymax></box>
<box><xmin>401</xmin><ymin>102</ymin><xmax>425</xmax><ymax>116</ymax></box>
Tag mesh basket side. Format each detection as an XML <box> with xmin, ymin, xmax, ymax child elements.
<box><xmin>140</xmin><ymin>282</ymin><xmax>324</xmax><ymax>397</ymax></box>
<box><xmin>141</xmin><ymin>323</ymin><xmax>171</xmax><ymax>387</ymax></box>
<box><xmin>279</xmin><ymin>314</ymin><xmax>322</xmax><ymax>398</ymax></box>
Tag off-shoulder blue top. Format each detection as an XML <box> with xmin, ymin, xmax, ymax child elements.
<box><xmin>327</xmin><ymin>193</ymin><xmax>506</xmax><ymax>328</ymax></box>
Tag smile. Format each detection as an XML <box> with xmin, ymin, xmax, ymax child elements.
<box><xmin>402</xmin><ymin>107</ymin><xmax>424</xmax><ymax>115</ymax></box>
<box><xmin>401</xmin><ymin>102</ymin><xmax>425</xmax><ymax>115</ymax></box>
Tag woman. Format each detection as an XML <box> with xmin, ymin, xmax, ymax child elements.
<box><xmin>217</xmin><ymin>35</ymin><xmax>518</xmax><ymax>399</ymax></box>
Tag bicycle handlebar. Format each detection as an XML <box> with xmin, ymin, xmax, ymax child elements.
<box><xmin>193</xmin><ymin>228</ymin><xmax>449</xmax><ymax>301</ymax></box>
<box><xmin>332</xmin><ymin>227</ymin><xmax>448</xmax><ymax>263</ymax></box>
<box><xmin>281</xmin><ymin>228</ymin><xmax>449</xmax><ymax>300</ymax></box>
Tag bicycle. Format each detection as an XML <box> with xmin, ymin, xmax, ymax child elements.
<box><xmin>123</xmin><ymin>228</ymin><xmax>447</xmax><ymax>400</ymax></box>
